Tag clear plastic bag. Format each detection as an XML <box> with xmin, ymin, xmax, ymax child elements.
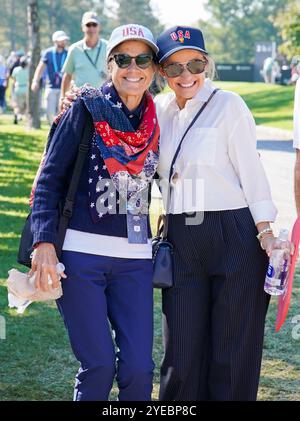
<box><xmin>7</xmin><ymin>263</ymin><xmax>65</xmax><ymax>313</ymax></box>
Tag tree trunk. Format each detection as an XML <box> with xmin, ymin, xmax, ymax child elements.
<box><xmin>49</xmin><ymin>0</ymin><xmax>57</xmax><ymax>36</ymax></box>
<box><xmin>10</xmin><ymin>0</ymin><xmax>16</xmax><ymax>51</ymax></box>
<box><xmin>27</xmin><ymin>0</ymin><xmax>41</xmax><ymax>129</ymax></box>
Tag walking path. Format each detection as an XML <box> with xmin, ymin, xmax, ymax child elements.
<box><xmin>256</xmin><ymin>126</ymin><xmax>296</xmax><ymax>234</ymax></box>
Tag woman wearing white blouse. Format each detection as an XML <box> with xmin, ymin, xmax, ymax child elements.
<box><xmin>155</xmin><ymin>26</ymin><xmax>293</xmax><ymax>401</ymax></box>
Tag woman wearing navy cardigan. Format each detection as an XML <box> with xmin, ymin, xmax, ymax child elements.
<box><xmin>30</xmin><ymin>24</ymin><xmax>159</xmax><ymax>401</ymax></box>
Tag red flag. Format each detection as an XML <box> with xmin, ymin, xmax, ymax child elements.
<box><xmin>275</xmin><ymin>216</ymin><xmax>300</xmax><ymax>332</ymax></box>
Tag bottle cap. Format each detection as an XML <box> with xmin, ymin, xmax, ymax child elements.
<box><xmin>56</xmin><ymin>263</ymin><xmax>65</xmax><ymax>274</ymax></box>
<box><xmin>278</xmin><ymin>228</ymin><xmax>289</xmax><ymax>241</ymax></box>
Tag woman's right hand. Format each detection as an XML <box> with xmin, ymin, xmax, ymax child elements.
<box><xmin>29</xmin><ymin>243</ymin><xmax>67</xmax><ymax>292</ymax></box>
<box><xmin>260</xmin><ymin>235</ymin><xmax>294</xmax><ymax>258</ymax></box>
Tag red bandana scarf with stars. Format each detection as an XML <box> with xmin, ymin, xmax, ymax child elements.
<box><xmin>82</xmin><ymin>83</ymin><xmax>160</xmax><ymax>222</ymax></box>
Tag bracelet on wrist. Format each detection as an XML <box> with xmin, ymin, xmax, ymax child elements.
<box><xmin>259</xmin><ymin>233</ymin><xmax>274</xmax><ymax>249</ymax></box>
<box><xmin>256</xmin><ymin>227</ymin><xmax>273</xmax><ymax>241</ymax></box>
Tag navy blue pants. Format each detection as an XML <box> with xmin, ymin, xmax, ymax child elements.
<box><xmin>56</xmin><ymin>251</ymin><xmax>154</xmax><ymax>401</ymax></box>
<box><xmin>159</xmin><ymin>208</ymin><xmax>270</xmax><ymax>401</ymax></box>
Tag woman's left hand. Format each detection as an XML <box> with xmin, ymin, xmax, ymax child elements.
<box><xmin>261</xmin><ymin>235</ymin><xmax>295</xmax><ymax>257</ymax></box>
<box><xmin>61</xmin><ymin>82</ymin><xmax>83</xmax><ymax>110</ymax></box>
<box><xmin>54</xmin><ymin>83</ymin><xmax>83</xmax><ymax>124</ymax></box>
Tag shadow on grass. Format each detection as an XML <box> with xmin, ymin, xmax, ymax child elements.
<box><xmin>0</xmin><ymin>284</ymin><xmax>163</xmax><ymax>401</ymax></box>
<box><xmin>240</xmin><ymin>89</ymin><xmax>294</xmax><ymax>127</ymax></box>
<box><xmin>242</xmin><ymin>89</ymin><xmax>293</xmax><ymax>111</ymax></box>
<box><xmin>0</xmin><ymin>193</ymin><xmax>31</xmax><ymax>209</ymax></box>
<box><xmin>259</xmin><ymin>376</ymin><xmax>300</xmax><ymax>400</ymax></box>
<box><xmin>0</xmin><ymin>181</ymin><xmax>33</xmax><ymax>195</ymax></box>
<box><xmin>255</xmin><ymin>116</ymin><xmax>293</xmax><ymax>127</ymax></box>
<box><xmin>0</xmin><ymin>292</ymin><xmax>77</xmax><ymax>400</ymax></box>
<box><xmin>258</xmin><ymin>276</ymin><xmax>300</xmax><ymax>400</ymax></box>
<box><xmin>0</xmin><ymin>133</ymin><xmax>45</xmax><ymax>156</ymax></box>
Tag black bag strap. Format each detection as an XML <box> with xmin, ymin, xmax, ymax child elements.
<box><xmin>162</xmin><ymin>88</ymin><xmax>220</xmax><ymax>238</ymax></box>
<box><xmin>55</xmin><ymin>115</ymin><xmax>94</xmax><ymax>256</ymax></box>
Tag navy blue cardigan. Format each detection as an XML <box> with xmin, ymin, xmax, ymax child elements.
<box><xmin>31</xmin><ymin>98</ymin><xmax>152</xmax><ymax>246</ymax></box>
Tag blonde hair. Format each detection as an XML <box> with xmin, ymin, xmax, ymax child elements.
<box><xmin>204</xmin><ymin>54</ymin><xmax>216</xmax><ymax>80</ymax></box>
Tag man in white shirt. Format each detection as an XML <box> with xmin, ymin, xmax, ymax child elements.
<box><xmin>293</xmin><ymin>77</ymin><xmax>300</xmax><ymax>214</ymax></box>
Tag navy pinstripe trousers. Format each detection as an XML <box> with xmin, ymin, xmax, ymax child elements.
<box><xmin>159</xmin><ymin>208</ymin><xmax>270</xmax><ymax>401</ymax></box>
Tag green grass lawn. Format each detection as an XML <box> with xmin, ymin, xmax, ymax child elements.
<box><xmin>215</xmin><ymin>81</ymin><xmax>295</xmax><ymax>131</ymax></box>
<box><xmin>0</xmin><ymin>94</ymin><xmax>300</xmax><ymax>401</ymax></box>
<box><xmin>163</xmin><ymin>81</ymin><xmax>295</xmax><ymax>131</ymax></box>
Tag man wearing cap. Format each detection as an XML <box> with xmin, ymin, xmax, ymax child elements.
<box><xmin>31</xmin><ymin>30</ymin><xmax>69</xmax><ymax>124</ymax></box>
<box><xmin>60</xmin><ymin>11</ymin><xmax>107</xmax><ymax>107</ymax></box>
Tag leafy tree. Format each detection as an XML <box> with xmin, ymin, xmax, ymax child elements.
<box><xmin>0</xmin><ymin>0</ymin><xmax>163</xmax><ymax>56</ymax></box>
<box><xmin>117</xmin><ymin>0</ymin><xmax>163</xmax><ymax>37</ymax></box>
<box><xmin>0</xmin><ymin>0</ymin><xmax>117</xmax><ymax>54</ymax></box>
<box><xmin>198</xmin><ymin>0</ymin><xmax>286</xmax><ymax>63</ymax></box>
<box><xmin>0</xmin><ymin>0</ymin><xmax>28</xmax><ymax>54</ymax></box>
<box><xmin>38</xmin><ymin>0</ymin><xmax>106</xmax><ymax>46</ymax></box>
<box><xmin>275</xmin><ymin>0</ymin><xmax>300</xmax><ymax>59</ymax></box>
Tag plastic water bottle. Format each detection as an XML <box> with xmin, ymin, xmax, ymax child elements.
<box><xmin>264</xmin><ymin>229</ymin><xmax>290</xmax><ymax>295</ymax></box>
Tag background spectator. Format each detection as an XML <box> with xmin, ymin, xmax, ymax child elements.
<box><xmin>60</xmin><ymin>11</ymin><xmax>107</xmax><ymax>106</ymax></box>
<box><xmin>0</xmin><ymin>54</ymin><xmax>8</xmax><ymax>113</ymax></box>
<box><xmin>11</xmin><ymin>56</ymin><xmax>29</xmax><ymax>124</ymax></box>
<box><xmin>31</xmin><ymin>30</ymin><xmax>69</xmax><ymax>124</ymax></box>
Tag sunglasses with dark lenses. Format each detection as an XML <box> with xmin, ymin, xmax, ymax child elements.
<box><xmin>86</xmin><ymin>22</ymin><xmax>98</xmax><ymax>27</ymax></box>
<box><xmin>162</xmin><ymin>58</ymin><xmax>207</xmax><ymax>78</ymax></box>
<box><xmin>111</xmin><ymin>53</ymin><xmax>154</xmax><ymax>69</ymax></box>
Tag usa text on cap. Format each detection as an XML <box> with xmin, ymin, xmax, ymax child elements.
<box><xmin>157</xmin><ymin>26</ymin><xmax>208</xmax><ymax>63</ymax></box>
<box><xmin>106</xmin><ymin>24</ymin><xmax>159</xmax><ymax>58</ymax></box>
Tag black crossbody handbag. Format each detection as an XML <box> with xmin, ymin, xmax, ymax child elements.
<box><xmin>152</xmin><ymin>88</ymin><xmax>219</xmax><ymax>289</ymax></box>
<box><xmin>17</xmin><ymin>117</ymin><xmax>93</xmax><ymax>268</ymax></box>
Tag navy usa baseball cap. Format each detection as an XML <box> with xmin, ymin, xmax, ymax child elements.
<box><xmin>157</xmin><ymin>26</ymin><xmax>208</xmax><ymax>64</ymax></box>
